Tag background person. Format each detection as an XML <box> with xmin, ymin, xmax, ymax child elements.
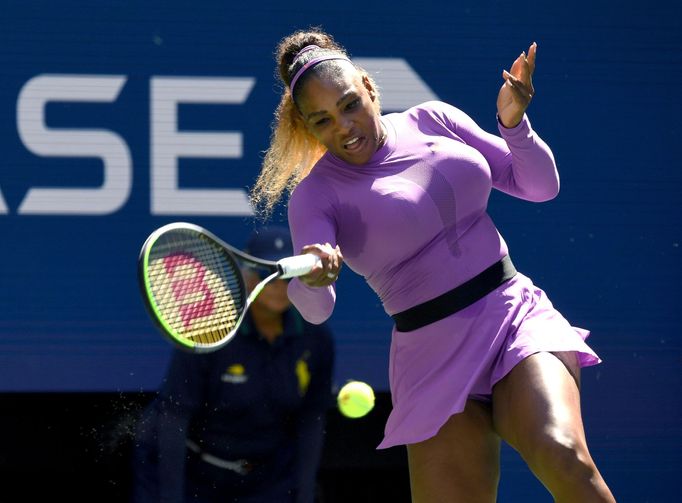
<box><xmin>131</xmin><ymin>226</ymin><xmax>335</xmax><ymax>503</ymax></box>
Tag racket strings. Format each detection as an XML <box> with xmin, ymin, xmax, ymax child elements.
<box><xmin>146</xmin><ymin>230</ymin><xmax>245</xmax><ymax>346</ymax></box>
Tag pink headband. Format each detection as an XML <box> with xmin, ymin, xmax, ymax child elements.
<box><xmin>289</xmin><ymin>45</ymin><xmax>351</xmax><ymax>95</ymax></box>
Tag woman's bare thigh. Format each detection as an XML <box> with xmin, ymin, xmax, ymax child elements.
<box><xmin>406</xmin><ymin>399</ymin><xmax>501</xmax><ymax>503</ymax></box>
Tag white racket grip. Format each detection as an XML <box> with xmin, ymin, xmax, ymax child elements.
<box><xmin>277</xmin><ymin>254</ymin><xmax>322</xmax><ymax>279</ymax></box>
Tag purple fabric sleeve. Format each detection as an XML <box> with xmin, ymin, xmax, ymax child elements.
<box><xmin>426</xmin><ymin>102</ymin><xmax>559</xmax><ymax>201</ymax></box>
<box><xmin>494</xmin><ymin>114</ymin><xmax>559</xmax><ymax>201</ymax></box>
<box><xmin>287</xmin><ymin>184</ymin><xmax>337</xmax><ymax>324</ymax></box>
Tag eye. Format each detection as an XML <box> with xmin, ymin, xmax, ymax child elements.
<box><xmin>314</xmin><ymin>117</ymin><xmax>329</xmax><ymax>127</ymax></box>
<box><xmin>345</xmin><ymin>98</ymin><xmax>360</xmax><ymax>111</ymax></box>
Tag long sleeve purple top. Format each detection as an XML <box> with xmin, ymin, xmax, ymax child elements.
<box><xmin>287</xmin><ymin>101</ymin><xmax>558</xmax><ymax>324</ymax></box>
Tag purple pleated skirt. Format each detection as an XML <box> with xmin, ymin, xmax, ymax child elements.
<box><xmin>377</xmin><ymin>272</ymin><xmax>601</xmax><ymax>449</ymax></box>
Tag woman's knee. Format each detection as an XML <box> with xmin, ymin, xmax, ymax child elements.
<box><xmin>520</xmin><ymin>427</ymin><xmax>597</xmax><ymax>484</ymax></box>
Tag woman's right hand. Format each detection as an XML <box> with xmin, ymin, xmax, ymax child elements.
<box><xmin>299</xmin><ymin>243</ymin><xmax>343</xmax><ymax>287</ymax></box>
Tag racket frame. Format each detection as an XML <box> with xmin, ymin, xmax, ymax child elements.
<box><xmin>138</xmin><ymin>222</ymin><xmax>284</xmax><ymax>353</ymax></box>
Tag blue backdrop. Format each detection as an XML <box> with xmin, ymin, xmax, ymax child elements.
<box><xmin>1</xmin><ymin>1</ymin><xmax>680</xmax><ymax>500</ymax></box>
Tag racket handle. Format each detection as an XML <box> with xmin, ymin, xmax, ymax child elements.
<box><xmin>277</xmin><ymin>254</ymin><xmax>322</xmax><ymax>279</ymax></box>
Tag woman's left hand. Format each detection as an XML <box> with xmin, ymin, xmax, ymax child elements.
<box><xmin>497</xmin><ymin>42</ymin><xmax>536</xmax><ymax>128</ymax></box>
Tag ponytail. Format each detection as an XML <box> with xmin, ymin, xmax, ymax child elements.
<box><xmin>250</xmin><ymin>89</ymin><xmax>326</xmax><ymax>218</ymax></box>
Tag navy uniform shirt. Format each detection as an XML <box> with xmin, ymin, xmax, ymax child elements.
<box><xmin>132</xmin><ymin>308</ymin><xmax>334</xmax><ymax>503</ymax></box>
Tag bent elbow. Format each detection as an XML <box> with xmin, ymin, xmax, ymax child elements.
<box><xmin>534</xmin><ymin>185</ymin><xmax>560</xmax><ymax>202</ymax></box>
<box><xmin>528</xmin><ymin>176</ymin><xmax>560</xmax><ymax>202</ymax></box>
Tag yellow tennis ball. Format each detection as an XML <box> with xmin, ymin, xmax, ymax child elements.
<box><xmin>337</xmin><ymin>380</ymin><xmax>375</xmax><ymax>418</ymax></box>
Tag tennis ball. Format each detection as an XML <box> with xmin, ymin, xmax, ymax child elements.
<box><xmin>337</xmin><ymin>380</ymin><xmax>375</xmax><ymax>418</ymax></box>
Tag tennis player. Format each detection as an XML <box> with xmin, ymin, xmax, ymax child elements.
<box><xmin>250</xmin><ymin>29</ymin><xmax>616</xmax><ymax>502</ymax></box>
<box><xmin>131</xmin><ymin>226</ymin><xmax>334</xmax><ymax>503</ymax></box>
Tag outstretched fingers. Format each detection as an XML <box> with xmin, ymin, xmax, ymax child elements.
<box><xmin>508</xmin><ymin>42</ymin><xmax>536</xmax><ymax>82</ymax></box>
<box><xmin>526</xmin><ymin>42</ymin><xmax>537</xmax><ymax>75</ymax></box>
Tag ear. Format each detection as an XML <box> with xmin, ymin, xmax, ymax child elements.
<box><xmin>362</xmin><ymin>74</ymin><xmax>377</xmax><ymax>101</ymax></box>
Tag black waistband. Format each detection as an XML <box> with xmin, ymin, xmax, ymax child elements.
<box><xmin>391</xmin><ymin>255</ymin><xmax>517</xmax><ymax>332</ymax></box>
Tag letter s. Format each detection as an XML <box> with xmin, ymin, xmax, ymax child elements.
<box><xmin>16</xmin><ymin>74</ymin><xmax>132</xmax><ymax>215</ymax></box>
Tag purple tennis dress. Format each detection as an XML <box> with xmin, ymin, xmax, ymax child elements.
<box><xmin>286</xmin><ymin>101</ymin><xmax>600</xmax><ymax>449</ymax></box>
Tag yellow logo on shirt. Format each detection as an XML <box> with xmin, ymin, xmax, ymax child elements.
<box><xmin>227</xmin><ymin>364</ymin><xmax>245</xmax><ymax>375</ymax></box>
<box><xmin>222</xmin><ymin>363</ymin><xmax>248</xmax><ymax>383</ymax></box>
<box><xmin>295</xmin><ymin>353</ymin><xmax>311</xmax><ymax>396</ymax></box>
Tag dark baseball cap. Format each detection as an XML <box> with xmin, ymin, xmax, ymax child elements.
<box><xmin>244</xmin><ymin>226</ymin><xmax>294</xmax><ymax>262</ymax></box>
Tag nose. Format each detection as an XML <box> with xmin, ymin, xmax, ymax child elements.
<box><xmin>336</xmin><ymin>115</ymin><xmax>353</xmax><ymax>134</ymax></box>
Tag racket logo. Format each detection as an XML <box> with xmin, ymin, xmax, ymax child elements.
<box><xmin>163</xmin><ymin>252</ymin><xmax>216</xmax><ymax>329</ymax></box>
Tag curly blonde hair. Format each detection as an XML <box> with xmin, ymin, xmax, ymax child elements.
<box><xmin>249</xmin><ymin>28</ymin><xmax>381</xmax><ymax>218</ymax></box>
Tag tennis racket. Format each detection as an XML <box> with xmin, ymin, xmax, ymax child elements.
<box><xmin>138</xmin><ymin>222</ymin><xmax>320</xmax><ymax>353</ymax></box>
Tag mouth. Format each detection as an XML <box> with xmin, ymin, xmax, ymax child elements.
<box><xmin>342</xmin><ymin>135</ymin><xmax>366</xmax><ymax>153</ymax></box>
